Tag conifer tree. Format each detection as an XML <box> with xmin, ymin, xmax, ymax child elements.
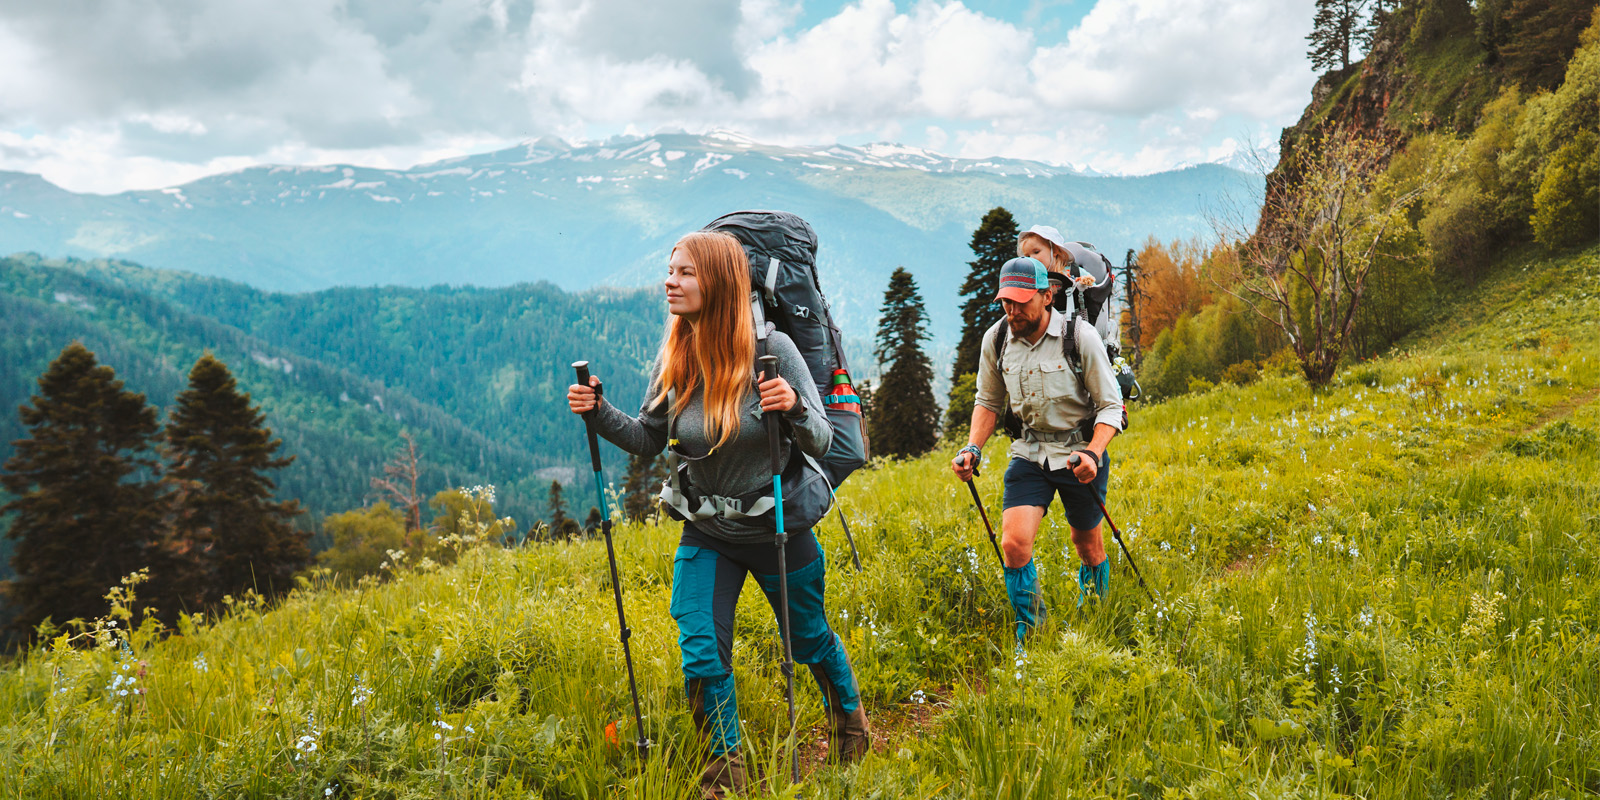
<box><xmin>948</xmin><ymin>207</ymin><xmax>1018</xmax><ymax>432</ymax></box>
<box><xmin>869</xmin><ymin>268</ymin><xmax>940</xmax><ymax>458</ymax></box>
<box><xmin>166</xmin><ymin>354</ymin><xmax>307</xmax><ymax>606</ymax></box>
<box><xmin>1308</xmin><ymin>0</ymin><xmax>1369</xmax><ymax>73</ymax></box>
<box><xmin>621</xmin><ymin>452</ymin><xmax>666</xmax><ymax>522</ymax></box>
<box><xmin>547</xmin><ymin>480</ymin><xmax>576</xmax><ymax>536</ymax></box>
<box><xmin>1358</xmin><ymin>0</ymin><xmax>1393</xmax><ymax>52</ymax></box>
<box><xmin>1</xmin><ymin>343</ymin><xmax>166</xmax><ymax>635</ymax></box>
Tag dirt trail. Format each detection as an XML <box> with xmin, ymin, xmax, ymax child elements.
<box><xmin>1517</xmin><ymin>385</ymin><xmax>1600</xmax><ymax>436</ymax></box>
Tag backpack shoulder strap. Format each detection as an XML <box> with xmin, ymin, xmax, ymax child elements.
<box><xmin>1061</xmin><ymin>311</ymin><xmax>1084</xmax><ymax>376</ymax></box>
<box><xmin>989</xmin><ymin>321</ymin><xmax>1009</xmax><ymax>375</ymax></box>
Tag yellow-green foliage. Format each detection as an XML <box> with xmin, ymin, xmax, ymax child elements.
<box><xmin>316</xmin><ymin>503</ymin><xmax>410</xmax><ymax>580</ymax></box>
<box><xmin>429</xmin><ymin>487</ymin><xmax>511</xmax><ymax>548</ymax></box>
<box><xmin>1142</xmin><ymin>295</ymin><xmax>1278</xmax><ymax>399</ymax></box>
<box><xmin>1531</xmin><ymin>130</ymin><xmax>1599</xmax><ymax>250</ymax></box>
<box><xmin>1421</xmin><ymin>10</ymin><xmax>1600</xmax><ymax>261</ymax></box>
<box><xmin>2</xmin><ymin>247</ymin><xmax>1598</xmax><ymax>798</ymax></box>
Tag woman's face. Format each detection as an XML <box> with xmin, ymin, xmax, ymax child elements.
<box><xmin>1019</xmin><ymin>237</ymin><xmax>1060</xmax><ymax>272</ymax></box>
<box><xmin>665</xmin><ymin>247</ymin><xmax>704</xmax><ymax>320</ymax></box>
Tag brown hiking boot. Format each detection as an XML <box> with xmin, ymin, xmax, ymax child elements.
<box><xmin>698</xmin><ymin>753</ymin><xmax>747</xmax><ymax>799</ymax></box>
<box><xmin>828</xmin><ymin>702</ymin><xmax>872</xmax><ymax>764</ymax></box>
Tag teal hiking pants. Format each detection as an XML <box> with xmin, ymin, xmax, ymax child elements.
<box><xmin>670</xmin><ymin>524</ymin><xmax>861</xmax><ymax>756</ymax></box>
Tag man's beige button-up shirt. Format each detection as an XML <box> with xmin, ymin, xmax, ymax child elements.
<box><xmin>973</xmin><ymin>309</ymin><xmax>1125</xmax><ymax>471</ymax></box>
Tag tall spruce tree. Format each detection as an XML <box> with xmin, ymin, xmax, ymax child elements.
<box><xmin>947</xmin><ymin>207</ymin><xmax>1018</xmax><ymax>431</ymax></box>
<box><xmin>621</xmin><ymin>452</ymin><xmax>666</xmax><ymax>522</ymax></box>
<box><xmin>166</xmin><ymin>354</ymin><xmax>307</xmax><ymax>606</ymax></box>
<box><xmin>1308</xmin><ymin>0</ymin><xmax>1369</xmax><ymax>73</ymax></box>
<box><xmin>547</xmin><ymin>480</ymin><xmax>576</xmax><ymax>537</ymax></box>
<box><xmin>869</xmin><ymin>268</ymin><xmax>940</xmax><ymax>458</ymax></box>
<box><xmin>1</xmin><ymin>343</ymin><xmax>166</xmax><ymax>635</ymax></box>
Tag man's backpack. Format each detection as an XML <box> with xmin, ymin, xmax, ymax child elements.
<box><xmin>1059</xmin><ymin>240</ymin><xmax>1120</xmax><ymax>352</ymax></box>
<box><xmin>701</xmin><ymin>210</ymin><xmax>868</xmax><ymax>490</ymax></box>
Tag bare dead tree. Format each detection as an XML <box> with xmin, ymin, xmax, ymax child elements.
<box><xmin>371</xmin><ymin>432</ymin><xmax>423</xmax><ymax>532</ymax></box>
<box><xmin>1210</xmin><ymin>132</ymin><xmax>1446</xmax><ymax>387</ymax></box>
<box><xmin>1120</xmin><ymin>248</ymin><xmax>1147</xmax><ymax>368</ymax></box>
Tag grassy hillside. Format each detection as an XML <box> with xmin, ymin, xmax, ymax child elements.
<box><xmin>1</xmin><ymin>244</ymin><xmax>1596</xmax><ymax>797</ymax></box>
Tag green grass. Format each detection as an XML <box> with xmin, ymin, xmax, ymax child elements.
<box><xmin>3</xmin><ymin>246</ymin><xmax>1598</xmax><ymax>798</ymax></box>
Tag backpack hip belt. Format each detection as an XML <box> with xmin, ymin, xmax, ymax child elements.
<box><xmin>1020</xmin><ymin>427</ymin><xmax>1087</xmax><ymax>446</ymax></box>
<box><xmin>658</xmin><ymin>449</ymin><xmax>834</xmax><ymax>525</ymax></box>
<box><xmin>659</xmin><ymin>479</ymin><xmax>777</xmax><ymax>522</ymax></box>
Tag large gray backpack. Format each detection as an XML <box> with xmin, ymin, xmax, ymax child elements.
<box><xmin>701</xmin><ymin>210</ymin><xmax>869</xmax><ymax>489</ymax></box>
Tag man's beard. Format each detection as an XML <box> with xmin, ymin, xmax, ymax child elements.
<box><xmin>1008</xmin><ymin>313</ymin><xmax>1043</xmax><ymax>339</ymax></box>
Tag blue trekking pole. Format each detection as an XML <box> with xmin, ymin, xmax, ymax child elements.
<box><xmin>573</xmin><ymin>361</ymin><xmax>651</xmax><ymax>756</ymax></box>
<box><xmin>759</xmin><ymin>354</ymin><xmax>799</xmax><ymax>784</ymax></box>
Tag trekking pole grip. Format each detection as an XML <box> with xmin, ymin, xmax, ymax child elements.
<box><xmin>759</xmin><ymin>355</ymin><xmax>782</xmax><ymax>475</ymax></box>
<box><xmin>573</xmin><ymin>361</ymin><xmax>603</xmax><ymax>473</ymax></box>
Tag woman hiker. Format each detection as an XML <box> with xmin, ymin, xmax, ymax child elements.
<box><xmin>567</xmin><ymin>231</ymin><xmax>870</xmax><ymax>797</ymax></box>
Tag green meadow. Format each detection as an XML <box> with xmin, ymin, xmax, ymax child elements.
<box><xmin>2</xmin><ymin>245</ymin><xmax>1598</xmax><ymax>798</ymax></box>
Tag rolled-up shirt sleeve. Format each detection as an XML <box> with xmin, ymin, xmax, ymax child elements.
<box><xmin>973</xmin><ymin>320</ymin><xmax>1007</xmax><ymax>415</ymax></box>
<box><xmin>1075</xmin><ymin>323</ymin><xmax>1125</xmax><ymax>432</ymax></box>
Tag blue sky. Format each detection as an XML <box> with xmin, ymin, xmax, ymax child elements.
<box><xmin>0</xmin><ymin>0</ymin><xmax>1317</xmax><ymax>193</ymax></box>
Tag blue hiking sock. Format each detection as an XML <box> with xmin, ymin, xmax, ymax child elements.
<box><xmin>1078</xmin><ymin>558</ymin><xmax>1111</xmax><ymax>607</ymax></box>
<box><xmin>1003</xmin><ymin>559</ymin><xmax>1045</xmax><ymax>643</ymax></box>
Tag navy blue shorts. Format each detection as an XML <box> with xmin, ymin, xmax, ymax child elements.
<box><xmin>1002</xmin><ymin>453</ymin><xmax>1112</xmax><ymax>531</ymax></box>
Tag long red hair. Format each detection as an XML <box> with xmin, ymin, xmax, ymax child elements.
<box><xmin>653</xmin><ymin>231</ymin><xmax>755</xmax><ymax>453</ymax></box>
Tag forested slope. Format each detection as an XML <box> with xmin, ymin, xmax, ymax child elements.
<box><xmin>0</xmin><ymin>255</ymin><xmax>664</xmax><ymax>561</ymax></box>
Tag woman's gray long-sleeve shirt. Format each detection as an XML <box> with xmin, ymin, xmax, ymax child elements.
<box><xmin>591</xmin><ymin>330</ymin><xmax>832</xmax><ymax>543</ymax></box>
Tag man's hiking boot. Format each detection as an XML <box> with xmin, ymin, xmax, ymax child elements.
<box><xmin>828</xmin><ymin>702</ymin><xmax>872</xmax><ymax>763</ymax></box>
<box><xmin>698</xmin><ymin>753</ymin><xmax>747</xmax><ymax>799</ymax></box>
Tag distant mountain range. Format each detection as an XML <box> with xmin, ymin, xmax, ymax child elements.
<box><xmin>0</xmin><ymin>131</ymin><xmax>1262</xmax><ymax>349</ymax></box>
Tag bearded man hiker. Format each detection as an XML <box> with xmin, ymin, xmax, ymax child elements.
<box><xmin>950</xmin><ymin>255</ymin><xmax>1125</xmax><ymax>645</ymax></box>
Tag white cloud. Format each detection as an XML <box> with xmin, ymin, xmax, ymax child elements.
<box><xmin>0</xmin><ymin>0</ymin><xmax>1317</xmax><ymax>191</ymax></box>
<box><xmin>1030</xmin><ymin>0</ymin><xmax>1315</xmax><ymax>118</ymax></box>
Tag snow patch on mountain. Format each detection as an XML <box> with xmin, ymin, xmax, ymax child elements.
<box><xmin>690</xmin><ymin>153</ymin><xmax>732</xmax><ymax>175</ymax></box>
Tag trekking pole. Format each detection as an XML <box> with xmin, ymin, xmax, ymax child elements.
<box><xmin>835</xmin><ymin>507</ymin><xmax>864</xmax><ymax>572</ymax></box>
<box><xmin>759</xmin><ymin>354</ymin><xmax>800</xmax><ymax>784</ymax></box>
<box><xmin>1068</xmin><ymin>452</ymin><xmax>1159</xmax><ymax>605</ymax></box>
<box><xmin>573</xmin><ymin>361</ymin><xmax>651</xmax><ymax>756</ymax></box>
<box><xmin>961</xmin><ymin>459</ymin><xmax>1006</xmax><ymax>570</ymax></box>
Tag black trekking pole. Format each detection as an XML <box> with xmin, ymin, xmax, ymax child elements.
<box><xmin>573</xmin><ymin>361</ymin><xmax>651</xmax><ymax>756</ymax></box>
<box><xmin>835</xmin><ymin>507</ymin><xmax>864</xmax><ymax>572</ymax></box>
<box><xmin>1068</xmin><ymin>452</ymin><xmax>1159</xmax><ymax>605</ymax></box>
<box><xmin>759</xmin><ymin>354</ymin><xmax>800</xmax><ymax>784</ymax></box>
<box><xmin>961</xmin><ymin>459</ymin><xmax>1006</xmax><ymax>570</ymax></box>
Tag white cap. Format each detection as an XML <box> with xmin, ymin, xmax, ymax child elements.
<box><xmin>1023</xmin><ymin>224</ymin><xmax>1068</xmax><ymax>251</ymax></box>
<box><xmin>1025</xmin><ymin>224</ymin><xmax>1109</xmax><ymax>287</ymax></box>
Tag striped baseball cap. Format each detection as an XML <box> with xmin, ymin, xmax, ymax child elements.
<box><xmin>995</xmin><ymin>256</ymin><xmax>1050</xmax><ymax>302</ymax></box>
